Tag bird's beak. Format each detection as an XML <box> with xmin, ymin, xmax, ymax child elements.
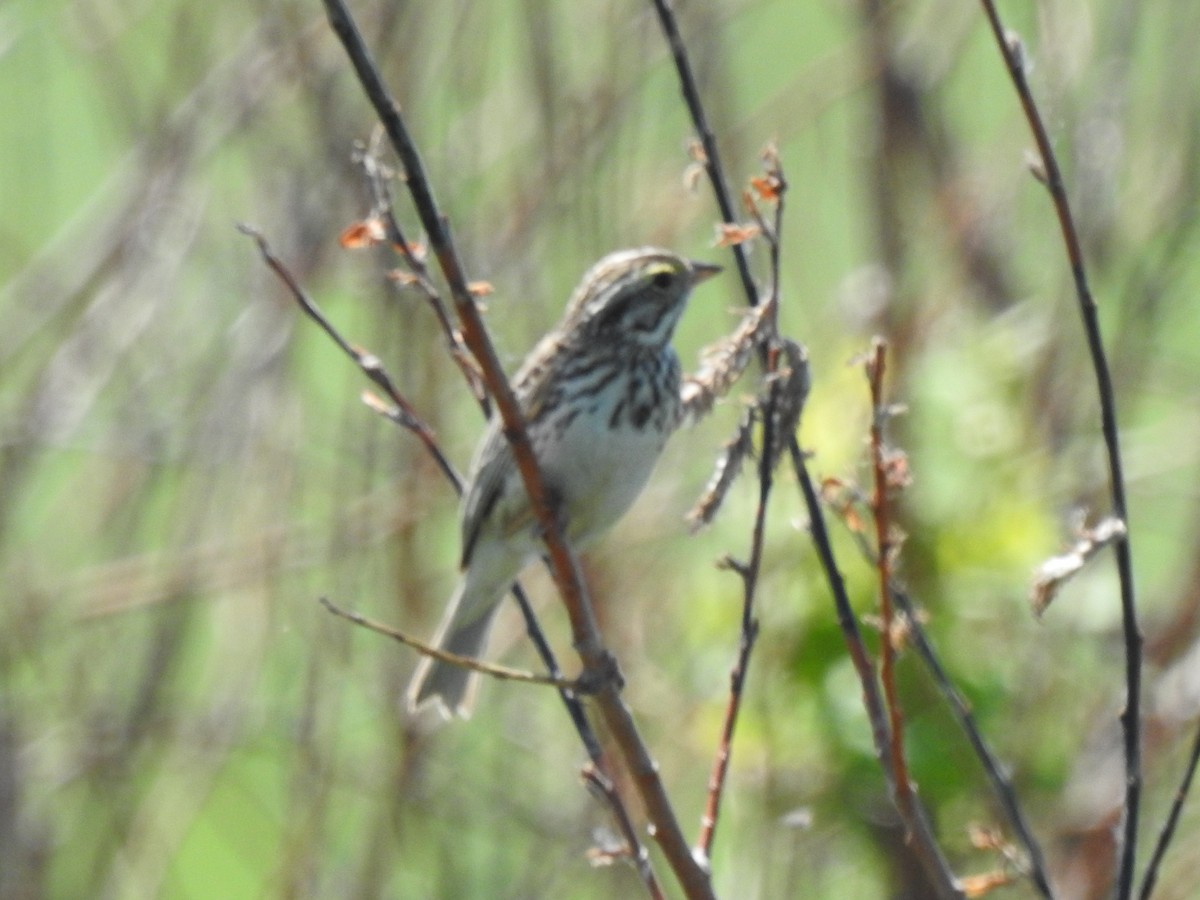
<box><xmin>688</xmin><ymin>261</ymin><xmax>723</xmax><ymax>285</ymax></box>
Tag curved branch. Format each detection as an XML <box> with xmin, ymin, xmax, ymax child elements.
<box><xmin>976</xmin><ymin>5</ymin><xmax>1141</xmax><ymax>895</ymax></box>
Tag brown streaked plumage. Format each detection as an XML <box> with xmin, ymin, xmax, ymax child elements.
<box><xmin>407</xmin><ymin>248</ymin><xmax>721</xmax><ymax>719</ymax></box>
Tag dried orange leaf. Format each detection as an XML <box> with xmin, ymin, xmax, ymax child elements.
<box><xmin>467</xmin><ymin>280</ymin><xmax>494</xmax><ymax>297</ymax></box>
<box><xmin>960</xmin><ymin>870</ymin><xmax>1016</xmax><ymax>897</ymax></box>
<box><xmin>339</xmin><ymin>218</ymin><xmax>387</xmax><ymax>248</ymax></box>
<box><xmin>687</xmin><ymin>138</ymin><xmax>708</xmax><ymax>163</ymax></box>
<box><xmin>750</xmin><ymin>174</ymin><xmax>781</xmax><ymax>202</ymax></box>
<box><xmin>713</xmin><ymin>222</ymin><xmax>760</xmax><ymax>248</ymax></box>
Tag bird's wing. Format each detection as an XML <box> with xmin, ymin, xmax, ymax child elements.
<box><xmin>459</xmin><ymin>419</ymin><xmax>510</xmax><ymax>568</ymax></box>
<box><xmin>456</xmin><ymin>340</ymin><xmax>554</xmax><ymax>566</ymax></box>
<box><xmin>458</xmin><ymin>336</ymin><xmax>564</xmax><ymax>568</ymax></box>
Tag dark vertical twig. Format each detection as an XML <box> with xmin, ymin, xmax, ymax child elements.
<box><xmin>583</xmin><ymin>764</ymin><xmax>666</xmax><ymax>900</ymax></box>
<box><xmin>890</xmin><ymin>587</ymin><xmax>1055</xmax><ymax>897</ymax></box>
<box><xmin>650</xmin><ymin>0</ymin><xmax>756</xmax><ymax>306</ymax></box>
<box><xmin>1138</xmin><ymin>718</ymin><xmax>1200</xmax><ymax>900</ymax></box>
<box><xmin>649</xmin><ymin>1</ymin><xmax>960</xmax><ymax>893</ymax></box>
<box><xmin>695</xmin><ymin>168</ymin><xmax>787</xmax><ymax>864</ymax></box>
<box><xmin>822</xmin><ymin>473</ymin><xmax>1054</xmax><ymax>894</ymax></box>
<box><xmin>790</xmin><ymin>444</ymin><xmax>963</xmax><ymax>899</ymax></box>
<box><xmin>649</xmin><ymin>3</ymin><xmax>779</xmax><ymax>862</ymax></box>
<box><xmin>320</xmin><ymin>3</ymin><xmax>711</xmax><ymax>896</ymax></box>
<box><xmin>976</xmin><ymin>5</ymin><xmax>1142</xmax><ymax>895</ymax></box>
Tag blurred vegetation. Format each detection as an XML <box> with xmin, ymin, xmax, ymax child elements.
<box><xmin>4</xmin><ymin>0</ymin><xmax>1200</xmax><ymax>898</ymax></box>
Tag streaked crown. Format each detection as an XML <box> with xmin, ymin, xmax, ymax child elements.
<box><xmin>562</xmin><ymin>247</ymin><xmax>721</xmax><ymax>348</ymax></box>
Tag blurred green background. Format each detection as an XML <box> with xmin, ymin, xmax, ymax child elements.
<box><xmin>4</xmin><ymin>0</ymin><xmax>1200</xmax><ymax>897</ymax></box>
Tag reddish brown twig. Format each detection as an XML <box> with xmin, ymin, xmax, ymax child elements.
<box><xmin>792</xmin><ymin>442</ymin><xmax>963</xmax><ymax>898</ymax></box>
<box><xmin>320</xmin><ymin>2</ymin><xmax>710</xmax><ymax>896</ymax></box>
<box><xmin>864</xmin><ymin>339</ymin><xmax>917</xmax><ymax>828</ymax></box>
<box><xmin>821</xmin><ymin>469</ymin><xmax>1052</xmax><ymax>895</ymax></box>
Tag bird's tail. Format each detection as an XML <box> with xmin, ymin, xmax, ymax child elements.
<box><xmin>406</xmin><ymin>581</ymin><xmax>501</xmax><ymax>720</ymax></box>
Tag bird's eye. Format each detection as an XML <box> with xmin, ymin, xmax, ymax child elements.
<box><xmin>651</xmin><ymin>271</ymin><xmax>674</xmax><ymax>290</ymax></box>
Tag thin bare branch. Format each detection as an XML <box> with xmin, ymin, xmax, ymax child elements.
<box><xmin>320</xmin><ymin>2</ymin><xmax>709</xmax><ymax>895</ymax></box>
<box><xmin>890</xmin><ymin>586</ymin><xmax>1055</xmax><ymax>897</ymax></box>
<box><xmin>318</xmin><ymin>597</ymin><xmax>577</xmax><ymax>691</ymax></box>
<box><xmin>649</xmin><ymin>0</ymin><xmax>756</xmax><ymax>304</ymax></box>
<box><xmin>865</xmin><ymin>339</ymin><xmax>918</xmax><ymax>832</ymax></box>
<box><xmin>976</xmin><ymin>5</ymin><xmax>1142</xmax><ymax>894</ymax></box>
<box><xmin>1138</xmin><ymin>718</ymin><xmax>1200</xmax><ymax>900</ymax></box>
<box><xmin>348</xmin><ymin>142</ymin><xmax>605</xmax><ymax>769</ymax></box>
<box><xmin>237</xmin><ymin>223</ymin><xmax>461</xmax><ymax>490</ymax></box>
<box><xmin>241</xmin><ymin>48</ymin><xmax>620</xmax><ymax>894</ymax></box>
<box><xmin>695</xmin><ymin>163</ymin><xmax>788</xmax><ymax>863</ymax></box>
<box><xmin>791</xmin><ymin>442</ymin><xmax>963</xmax><ymax>898</ymax></box>
<box><xmin>353</xmin><ymin>138</ymin><xmax>488</xmax><ymax>406</ymax></box>
<box><xmin>582</xmin><ymin>765</ymin><xmax>666</xmax><ymax>900</ymax></box>
<box><xmin>649</xmin><ymin>0</ymin><xmax>959</xmax><ymax>891</ymax></box>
